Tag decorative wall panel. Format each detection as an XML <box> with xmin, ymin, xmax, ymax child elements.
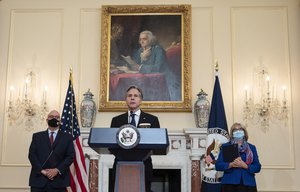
<box><xmin>2</xmin><ymin>10</ymin><xmax>63</xmax><ymax>166</ymax></box>
<box><xmin>231</xmin><ymin>7</ymin><xmax>294</xmax><ymax>168</ymax></box>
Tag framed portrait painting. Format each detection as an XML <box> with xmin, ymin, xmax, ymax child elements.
<box><xmin>99</xmin><ymin>5</ymin><xmax>191</xmax><ymax>112</ymax></box>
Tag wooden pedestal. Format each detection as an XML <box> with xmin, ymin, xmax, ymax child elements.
<box><xmin>115</xmin><ymin>161</ymin><xmax>145</xmax><ymax>192</ymax></box>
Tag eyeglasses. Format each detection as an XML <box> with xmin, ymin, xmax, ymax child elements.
<box><xmin>48</xmin><ymin>115</ymin><xmax>60</xmax><ymax>119</ymax></box>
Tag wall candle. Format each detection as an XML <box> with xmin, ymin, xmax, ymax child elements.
<box><xmin>43</xmin><ymin>86</ymin><xmax>48</xmax><ymax>102</ymax></box>
<box><xmin>282</xmin><ymin>86</ymin><xmax>286</xmax><ymax>100</ymax></box>
<box><xmin>244</xmin><ymin>86</ymin><xmax>248</xmax><ymax>101</ymax></box>
<box><xmin>274</xmin><ymin>85</ymin><xmax>277</xmax><ymax>99</ymax></box>
<box><xmin>266</xmin><ymin>76</ymin><xmax>270</xmax><ymax>94</ymax></box>
<box><xmin>25</xmin><ymin>78</ymin><xmax>29</xmax><ymax>98</ymax></box>
<box><xmin>9</xmin><ymin>86</ymin><xmax>14</xmax><ymax>101</ymax></box>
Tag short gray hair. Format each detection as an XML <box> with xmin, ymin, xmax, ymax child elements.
<box><xmin>140</xmin><ymin>30</ymin><xmax>157</xmax><ymax>46</ymax></box>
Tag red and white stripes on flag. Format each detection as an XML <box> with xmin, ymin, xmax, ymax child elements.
<box><xmin>61</xmin><ymin>72</ymin><xmax>88</xmax><ymax>192</ymax></box>
<box><xmin>67</xmin><ymin>137</ymin><xmax>88</xmax><ymax>192</ymax></box>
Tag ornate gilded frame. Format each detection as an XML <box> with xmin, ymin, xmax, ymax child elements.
<box><xmin>99</xmin><ymin>5</ymin><xmax>191</xmax><ymax>112</ymax></box>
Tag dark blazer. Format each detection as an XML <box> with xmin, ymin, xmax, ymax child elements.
<box><xmin>110</xmin><ymin>110</ymin><xmax>160</xmax><ymax>128</ymax></box>
<box><xmin>215</xmin><ymin>142</ymin><xmax>261</xmax><ymax>187</ymax></box>
<box><xmin>110</xmin><ymin>110</ymin><xmax>160</xmax><ymax>192</ymax></box>
<box><xmin>28</xmin><ymin>129</ymin><xmax>75</xmax><ymax>188</ymax></box>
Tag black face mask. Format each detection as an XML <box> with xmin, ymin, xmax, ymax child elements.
<box><xmin>48</xmin><ymin>118</ymin><xmax>60</xmax><ymax>127</ymax></box>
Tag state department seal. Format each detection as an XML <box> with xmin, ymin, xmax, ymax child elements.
<box><xmin>116</xmin><ymin>124</ymin><xmax>140</xmax><ymax>149</ymax></box>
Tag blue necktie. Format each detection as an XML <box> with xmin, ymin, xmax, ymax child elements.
<box><xmin>130</xmin><ymin>112</ymin><xmax>136</xmax><ymax>127</ymax></box>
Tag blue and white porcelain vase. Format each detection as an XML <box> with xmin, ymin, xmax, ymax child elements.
<box><xmin>194</xmin><ymin>89</ymin><xmax>210</xmax><ymax>128</ymax></box>
<box><xmin>80</xmin><ymin>89</ymin><xmax>96</xmax><ymax>128</ymax></box>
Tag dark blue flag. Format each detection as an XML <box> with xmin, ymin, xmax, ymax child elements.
<box><xmin>201</xmin><ymin>75</ymin><xmax>229</xmax><ymax>192</ymax></box>
<box><xmin>60</xmin><ymin>72</ymin><xmax>88</xmax><ymax>191</ymax></box>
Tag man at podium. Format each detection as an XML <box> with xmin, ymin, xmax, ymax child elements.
<box><xmin>110</xmin><ymin>85</ymin><xmax>160</xmax><ymax>192</ymax></box>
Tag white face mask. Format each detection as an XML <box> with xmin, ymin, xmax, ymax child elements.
<box><xmin>233</xmin><ymin>130</ymin><xmax>245</xmax><ymax>139</ymax></box>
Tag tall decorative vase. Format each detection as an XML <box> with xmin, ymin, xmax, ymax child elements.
<box><xmin>194</xmin><ymin>89</ymin><xmax>210</xmax><ymax>128</ymax></box>
<box><xmin>80</xmin><ymin>89</ymin><xmax>96</xmax><ymax>128</ymax></box>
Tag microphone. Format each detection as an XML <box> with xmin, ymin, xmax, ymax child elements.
<box><xmin>41</xmin><ymin>150</ymin><xmax>53</xmax><ymax>168</ymax></box>
<box><xmin>129</xmin><ymin>111</ymin><xmax>136</xmax><ymax>127</ymax></box>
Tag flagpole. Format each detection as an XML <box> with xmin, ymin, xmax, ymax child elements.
<box><xmin>215</xmin><ymin>60</ymin><xmax>219</xmax><ymax>73</ymax></box>
<box><xmin>201</xmin><ymin>60</ymin><xmax>228</xmax><ymax>192</ymax></box>
<box><xmin>69</xmin><ymin>67</ymin><xmax>74</xmax><ymax>137</ymax></box>
<box><xmin>61</xmin><ymin>69</ymin><xmax>88</xmax><ymax>191</ymax></box>
<box><xmin>69</xmin><ymin>67</ymin><xmax>73</xmax><ymax>85</ymax></box>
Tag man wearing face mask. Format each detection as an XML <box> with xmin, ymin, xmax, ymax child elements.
<box><xmin>216</xmin><ymin>123</ymin><xmax>261</xmax><ymax>192</ymax></box>
<box><xmin>28</xmin><ymin>110</ymin><xmax>75</xmax><ymax>192</ymax></box>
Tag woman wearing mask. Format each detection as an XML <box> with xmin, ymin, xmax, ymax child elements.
<box><xmin>216</xmin><ymin>123</ymin><xmax>261</xmax><ymax>192</ymax></box>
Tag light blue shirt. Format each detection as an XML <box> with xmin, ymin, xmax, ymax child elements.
<box><xmin>48</xmin><ymin>129</ymin><xmax>58</xmax><ymax>141</ymax></box>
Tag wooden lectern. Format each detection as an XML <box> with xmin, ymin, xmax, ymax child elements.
<box><xmin>88</xmin><ymin>127</ymin><xmax>169</xmax><ymax>192</ymax></box>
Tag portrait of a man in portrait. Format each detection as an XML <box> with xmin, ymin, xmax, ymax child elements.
<box><xmin>109</xmin><ymin>15</ymin><xmax>182</xmax><ymax>102</ymax></box>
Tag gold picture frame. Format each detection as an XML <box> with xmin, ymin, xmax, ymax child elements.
<box><xmin>99</xmin><ymin>5</ymin><xmax>191</xmax><ymax>112</ymax></box>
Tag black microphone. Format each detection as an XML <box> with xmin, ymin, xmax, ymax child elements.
<box><xmin>129</xmin><ymin>111</ymin><xmax>136</xmax><ymax>126</ymax></box>
<box><xmin>41</xmin><ymin>150</ymin><xmax>53</xmax><ymax>168</ymax></box>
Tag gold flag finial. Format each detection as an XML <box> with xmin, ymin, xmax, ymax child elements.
<box><xmin>215</xmin><ymin>60</ymin><xmax>219</xmax><ymax>72</ymax></box>
<box><xmin>69</xmin><ymin>67</ymin><xmax>73</xmax><ymax>84</ymax></box>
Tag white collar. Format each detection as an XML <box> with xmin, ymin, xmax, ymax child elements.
<box><xmin>48</xmin><ymin>129</ymin><xmax>59</xmax><ymax>134</ymax></box>
<box><xmin>128</xmin><ymin>109</ymin><xmax>141</xmax><ymax>116</ymax></box>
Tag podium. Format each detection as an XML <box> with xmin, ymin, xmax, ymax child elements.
<box><xmin>88</xmin><ymin>127</ymin><xmax>169</xmax><ymax>192</ymax></box>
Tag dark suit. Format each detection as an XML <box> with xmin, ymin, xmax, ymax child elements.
<box><xmin>110</xmin><ymin>110</ymin><xmax>160</xmax><ymax>192</ymax></box>
<box><xmin>28</xmin><ymin>129</ymin><xmax>74</xmax><ymax>191</ymax></box>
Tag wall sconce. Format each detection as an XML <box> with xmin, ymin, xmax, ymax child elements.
<box><xmin>243</xmin><ymin>67</ymin><xmax>288</xmax><ymax>132</ymax></box>
<box><xmin>7</xmin><ymin>71</ymin><xmax>48</xmax><ymax>131</ymax></box>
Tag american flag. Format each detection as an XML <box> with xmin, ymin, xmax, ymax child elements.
<box><xmin>60</xmin><ymin>72</ymin><xmax>88</xmax><ymax>192</ymax></box>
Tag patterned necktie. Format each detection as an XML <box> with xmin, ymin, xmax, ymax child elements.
<box><xmin>130</xmin><ymin>112</ymin><xmax>136</xmax><ymax>127</ymax></box>
<box><xmin>49</xmin><ymin>132</ymin><xmax>54</xmax><ymax>145</ymax></box>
